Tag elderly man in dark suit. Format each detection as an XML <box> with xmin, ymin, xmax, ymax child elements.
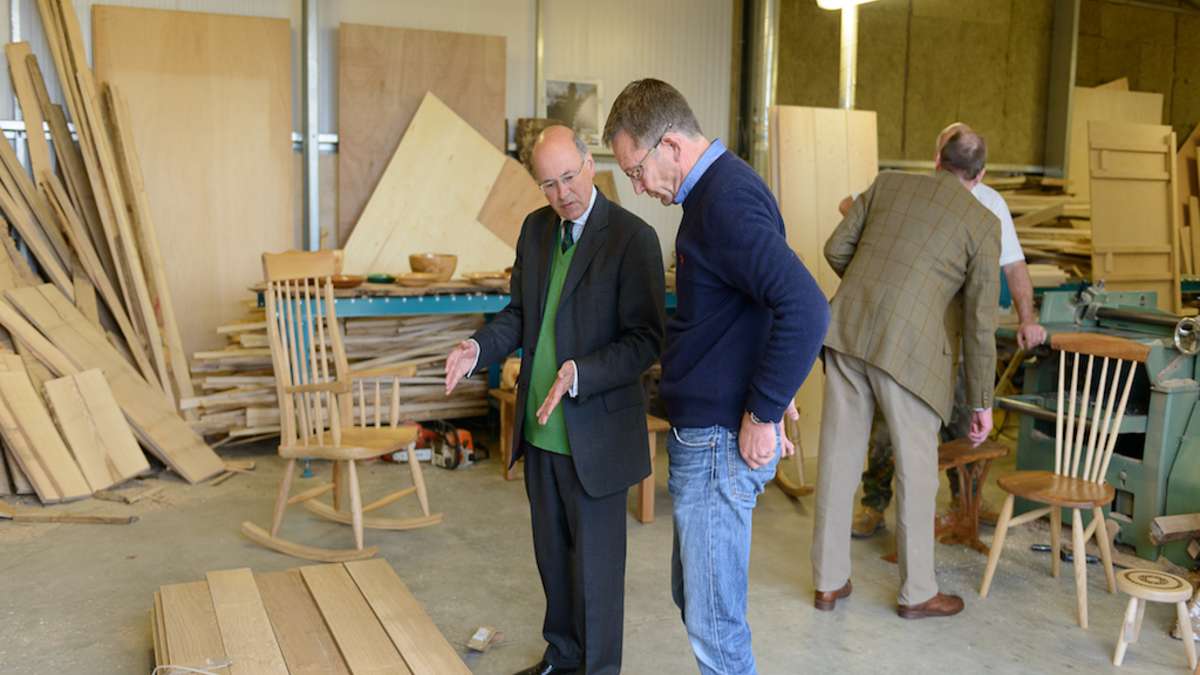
<box><xmin>445</xmin><ymin>125</ymin><xmax>665</xmax><ymax>675</ymax></box>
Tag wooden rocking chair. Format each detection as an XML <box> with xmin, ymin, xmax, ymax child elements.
<box><xmin>979</xmin><ymin>332</ymin><xmax>1149</xmax><ymax>628</ymax></box>
<box><xmin>241</xmin><ymin>250</ymin><xmax>443</xmax><ymax>562</ymax></box>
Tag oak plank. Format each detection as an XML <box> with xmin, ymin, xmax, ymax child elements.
<box><xmin>346</xmin><ymin>558</ymin><xmax>470</xmax><ymax>674</ymax></box>
<box><xmin>206</xmin><ymin>568</ymin><xmax>289</xmax><ymax>675</ymax></box>
<box><xmin>300</xmin><ymin>563</ymin><xmax>412</xmax><ymax>674</ymax></box>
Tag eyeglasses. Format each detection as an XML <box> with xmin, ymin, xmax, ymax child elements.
<box><xmin>538</xmin><ymin>157</ymin><xmax>588</xmax><ymax>194</ymax></box>
<box><xmin>625</xmin><ymin>123</ymin><xmax>673</xmax><ymax>182</ymax></box>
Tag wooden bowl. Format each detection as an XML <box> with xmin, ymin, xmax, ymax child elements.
<box><xmin>474</xmin><ymin>276</ymin><xmax>509</xmax><ymax>289</ymax></box>
<box><xmin>330</xmin><ymin>274</ymin><xmax>365</xmax><ymax>289</ymax></box>
<box><xmin>409</xmin><ymin>253</ymin><xmax>458</xmax><ymax>282</ymax></box>
<box><xmin>396</xmin><ymin>272</ymin><xmax>440</xmax><ymax>287</ymax></box>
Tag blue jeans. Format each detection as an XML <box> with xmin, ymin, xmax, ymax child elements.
<box><xmin>668</xmin><ymin>425</ymin><xmax>780</xmax><ymax>675</ymax></box>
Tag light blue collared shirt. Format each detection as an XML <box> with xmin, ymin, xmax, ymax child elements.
<box><xmin>673</xmin><ymin>139</ymin><xmax>726</xmax><ymax>205</ymax></box>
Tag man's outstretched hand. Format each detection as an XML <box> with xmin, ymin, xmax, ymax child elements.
<box><xmin>444</xmin><ymin>340</ymin><xmax>479</xmax><ymax>395</ymax></box>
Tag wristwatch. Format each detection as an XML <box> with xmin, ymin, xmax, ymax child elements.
<box><xmin>748</xmin><ymin>411</ymin><xmax>773</xmax><ymax>425</ymax></box>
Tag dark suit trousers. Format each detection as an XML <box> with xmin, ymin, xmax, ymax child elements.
<box><xmin>524</xmin><ymin>440</ymin><xmax>628</xmax><ymax>675</ymax></box>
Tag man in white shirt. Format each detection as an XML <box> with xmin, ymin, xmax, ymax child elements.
<box><xmin>850</xmin><ymin>122</ymin><xmax>1047</xmax><ymax>538</ymax></box>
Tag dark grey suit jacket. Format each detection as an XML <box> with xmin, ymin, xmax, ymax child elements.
<box><xmin>471</xmin><ymin>190</ymin><xmax>665</xmax><ymax>497</ymax></box>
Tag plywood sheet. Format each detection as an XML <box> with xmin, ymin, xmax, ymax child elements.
<box><xmin>44</xmin><ymin>368</ymin><xmax>149</xmax><ymax>489</ymax></box>
<box><xmin>342</xmin><ymin>93</ymin><xmax>512</xmax><ymax>276</ymax></box>
<box><xmin>338</xmin><ymin>23</ymin><xmax>505</xmax><ymax>246</ymax></box>
<box><xmin>3</xmin><ymin>284</ymin><xmax>223</xmax><ymax>483</ymax></box>
<box><xmin>476</xmin><ymin>157</ymin><xmax>547</xmax><ymax>248</ymax></box>
<box><xmin>769</xmin><ymin>105</ymin><xmax>877</xmax><ymax>458</ymax></box>
<box><xmin>1088</xmin><ymin>121</ymin><xmax>1179</xmax><ymax>312</ymax></box>
<box><xmin>1068</xmin><ymin>86</ymin><xmax>1162</xmax><ymax>203</ymax></box>
<box><xmin>92</xmin><ymin>5</ymin><xmax>294</xmax><ymax>357</ymax></box>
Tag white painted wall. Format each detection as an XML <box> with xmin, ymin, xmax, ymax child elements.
<box><xmin>4</xmin><ymin>0</ymin><xmax>734</xmax><ymax>264</ymax></box>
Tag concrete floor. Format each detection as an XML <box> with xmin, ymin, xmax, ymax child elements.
<box><xmin>0</xmin><ymin>428</ymin><xmax>1192</xmax><ymax>674</ymax></box>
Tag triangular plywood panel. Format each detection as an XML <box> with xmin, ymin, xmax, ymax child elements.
<box><xmin>770</xmin><ymin>106</ymin><xmax>878</xmax><ymax>457</ymax></box>
<box><xmin>343</xmin><ymin>93</ymin><xmax>514</xmax><ymax>276</ymax></box>
<box><xmin>338</xmin><ymin>23</ymin><xmax>506</xmax><ymax>246</ymax></box>
<box><xmin>476</xmin><ymin>157</ymin><xmax>547</xmax><ymax>249</ymax></box>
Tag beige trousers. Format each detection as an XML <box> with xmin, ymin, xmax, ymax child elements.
<box><xmin>811</xmin><ymin>348</ymin><xmax>943</xmax><ymax>606</ymax></box>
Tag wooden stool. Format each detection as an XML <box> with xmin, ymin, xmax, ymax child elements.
<box><xmin>935</xmin><ymin>438</ymin><xmax>1010</xmax><ymax>554</ymax></box>
<box><xmin>635</xmin><ymin>415</ymin><xmax>671</xmax><ymax>523</ymax></box>
<box><xmin>488</xmin><ymin>388</ymin><xmax>519</xmax><ymax>481</ymax></box>
<box><xmin>883</xmin><ymin>438</ymin><xmax>1009</xmax><ymax>564</ymax></box>
<box><xmin>1113</xmin><ymin>569</ymin><xmax>1196</xmax><ymax>668</ymax></box>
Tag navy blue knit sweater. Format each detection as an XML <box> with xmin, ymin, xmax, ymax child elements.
<box><xmin>660</xmin><ymin>151</ymin><xmax>830</xmax><ymax>430</ymax></box>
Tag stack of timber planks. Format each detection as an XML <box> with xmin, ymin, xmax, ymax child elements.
<box><xmin>0</xmin><ymin>0</ymin><xmax>224</xmax><ymax>498</ymax></box>
<box><xmin>189</xmin><ymin>309</ymin><xmax>488</xmax><ymax>443</ymax></box>
<box><xmin>151</xmin><ymin>559</ymin><xmax>471</xmax><ymax>674</ymax></box>
<box><xmin>1000</xmin><ymin>179</ymin><xmax>1092</xmax><ymax>282</ymax></box>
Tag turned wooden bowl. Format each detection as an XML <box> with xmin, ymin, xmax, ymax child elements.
<box><xmin>330</xmin><ymin>274</ymin><xmax>365</xmax><ymax>289</ymax></box>
<box><xmin>396</xmin><ymin>272</ymin><xmax>440</xmax><ymax>287</ymax></box>
<box><xmin>409</xmin><ymin>253</ymin><xmax>457</xmax><ymax>282</ymax></box>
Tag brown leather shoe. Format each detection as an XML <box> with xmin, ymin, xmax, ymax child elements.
<box><xmin>897</xmin><ymin>592</ymin><xmax>964</xmax><ymax>619</ymax></box>
<box><xmin>814</xmin><ymin>580</ymin><xmax>852</xmax><ymax>611</ymax></box>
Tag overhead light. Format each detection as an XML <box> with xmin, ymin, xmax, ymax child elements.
<box><xmin>816</xmin><ymin>0</ymin><xmax>878</xmax><ymax>9</ymax></box>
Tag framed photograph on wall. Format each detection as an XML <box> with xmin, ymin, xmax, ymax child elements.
<box><xmin>542</xmin><ymin>78</ymin><xmax>605</xmax><ymax>153</ymax></box>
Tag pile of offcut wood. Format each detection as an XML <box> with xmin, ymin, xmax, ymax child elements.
<box><xmin>984</xmin><ymin>175</ymin><xmax>1089</xmax><ymax>286</ymax></box>
<box><xmin>188</xmin><ymin>308</ymin><xmax>489</xmax><ymax>444</ymax></box>
<box><xmin>0</xmin><ymin>0</ymin><xmax>226</xmax><ymax>500</ymax></box>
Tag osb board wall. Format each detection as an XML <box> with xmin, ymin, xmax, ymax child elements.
<box><xmin>338</xmin><ymin>23</ymin><xmax>506</xmax><ymax>246</ymax></box>
<box><xmin>1076</xmin><ymin>0</ymin><xmax>1200</xmax><ymax>141</ymax></box>
<box><xmin>777</xmin><ymin>0</ymin><xmax>1052</xmax><ymax>166</ymax></box>
<box><xmin>92</xmin><ymin>6</ymin><xmax>295</xmax><ymax>357</ymax></box>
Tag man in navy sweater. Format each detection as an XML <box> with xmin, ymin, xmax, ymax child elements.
<box><xmin>604</xmin><ymin>78</ymin><xmax>829</xmax><ymax>674</ymax></box>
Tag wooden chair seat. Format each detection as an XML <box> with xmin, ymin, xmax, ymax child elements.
<box><xmin>998</xmin><ymin>470</ymin><xmax>1117</xmax><ymax>509</ymax></box>
<box><xmin>279</xmin><ymin>425</ymin><xmax>419</xmax><ymax>460</ymax></box>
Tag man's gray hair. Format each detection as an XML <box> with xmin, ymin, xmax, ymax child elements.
<box><xmin>602</xmin><ymin>78</ymin><xmax>703</xmax><ymax>148</ymax></box>
<box><xmin>571</xmin><ymin>132</ymin><xmax>589</xmax><ymax>159</ymax></box>
<box><xmin>939</xmin><ymin>128</ymin><xmax>987</xmax><ymax>181</ymax></box>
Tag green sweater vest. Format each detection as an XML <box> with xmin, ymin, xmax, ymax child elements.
<box><xmin>523</xmin><ymin>231</ymin><xmax>577</xmax><ymax>454</ymax></box>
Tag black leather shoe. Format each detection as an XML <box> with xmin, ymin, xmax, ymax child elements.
<box><xmin>513</xmin><ymin>660</ymin><xmax>578</xmax><ymax>675</ymax></box>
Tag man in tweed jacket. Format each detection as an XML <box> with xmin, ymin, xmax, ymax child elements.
<box><xmin>810</xmin><ymin>128</ymin><xmax>1000</xmax><ymax>619</ymax></box>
